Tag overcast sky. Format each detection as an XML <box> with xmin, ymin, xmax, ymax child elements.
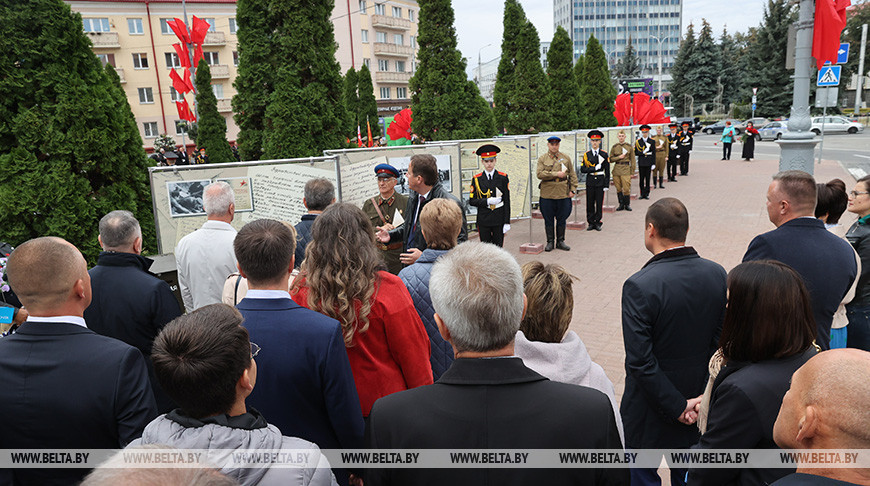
<box><xmin>453</xmin><ymin>0</ymin><xmax>765</xmax><ymax>68</ymax></box>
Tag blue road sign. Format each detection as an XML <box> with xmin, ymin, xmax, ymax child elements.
<box><xmin>752</xmin><ymin>103</ymin><xmax>757</xmax><ymax>111</ymax></box>
<box><xmin>837</xmin><ymin>43</ymin><xmax>850</xmax><ymax>64</ymax></box>
<box><xmin>817</xmin><ymin>65</ymin><xmax>842</xmax><ymax>87</ymax></box>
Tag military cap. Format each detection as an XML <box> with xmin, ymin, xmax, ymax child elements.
<box><xmin>547</xmin><ymin>136</ymin><xmax>561</xmax><ymax>143</ymax></box>
<box><xmin>668</xmin><ymin>122</ymin><xmax>678</xmax><ymax>128</ymax></box>
<box><xmin>588</xmin><ymin>130</ymin><xmax>604</xmax><ymax>140</ymax></box>
<box><xmin>374</xmin><ymin>163</ymin><xmax>400</xmax><ymax>179</ymax></box>
<box><xmin>476</xmin><ymin>144</ymin><xmax>501</xmax><ymax>159</ymax></box>
<box><xmin>639</xmin><ymin>124</ymin><xmax>651</xmax><ymax>131</ymax></box>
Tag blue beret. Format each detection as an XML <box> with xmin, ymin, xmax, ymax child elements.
<box><xmin>374</xmin><ymin>163</ymin><xmax>400</xmax><ymax>179</ymax></box>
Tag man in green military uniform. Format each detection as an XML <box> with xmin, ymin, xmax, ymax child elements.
<box><xmin>362</xmin><ymin>163</ymin><xmax>408</xmax><ymax>274</ymax></box>
<box><xmin>652</xmin><ymin>125</ymin><xmax>668</xmax><ymax>189</ymax></box>
<box><xmin>536</xmin><ymin>136</ymin><xmax>578</xmax><ymax>251</ymax></box>
<box><xmin>609</xmin><ymin>129</ymin><xmax>635</xmax><ymax>212</ymax></box>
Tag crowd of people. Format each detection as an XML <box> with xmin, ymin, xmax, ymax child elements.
<box><xmin>1</xmin><ymin>152</ymin><xmax>870</xmax><ymax>486</ymax></box>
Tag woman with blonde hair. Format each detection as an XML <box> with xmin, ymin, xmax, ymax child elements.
<box><xmin>291</xmin><ymin>203</ymin><xmax>433</xmax><ymax>416</ymax></box>
<box><xmin>513</xmin><ymin>261</ymin><xmax>623</xmax><ymax>442</ymax></box>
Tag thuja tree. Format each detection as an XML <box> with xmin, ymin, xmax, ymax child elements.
<box><xmin>580</xmin><ymin>35</ymin><xmax>617</xmax><ymax>128</ymax></box>
<box><xmin>193</xmin><ymin>61</ymin><xmax>233</xmax><ymax>163</ymax></box>
<box><xmin>574</xmin><ymin>53</ymin><xmax>588</xmax><ymax>127</ymax></box>
<box><xmin>505</xmin><ymin>21</ymin><xmax>550</xmax><ymax>134</ymax></box>
<box><xmin>0</xmin><ymin>0</ymin><xmax>155</xmax><ymax>261</ymax></box>
<box><xmin>670</xmin><ymin>23</ymin><xmax>696</xmax><ymax>116</ymax></box>
<box><xmin>232</xmin><ymin>0</ymin><xmax>274</xmax><ymax>160</ymax></box>
<box><xmin>343</xmin><ymin>67</ymin><xmax>359</xmax><ymax>136</ymax></box>
<box><xmin>547</xmin><ymin>26</ymin><xmax>580</xmax><ymax>131</ymax></box>
<box><xmin>358</xmin><ymin>64</ymin><xmax>380</xmax><ymax>138</ymax></box>
<box><xmin>493</xmin><ymin>0</ymin><xmax>525</xmax><ymax>133</ymax></box>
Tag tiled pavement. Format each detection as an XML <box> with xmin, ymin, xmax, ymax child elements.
<box><xmin>500</xmin><ymin>153</ymin><xmax>853</xmax><ymax>404</ymax></box>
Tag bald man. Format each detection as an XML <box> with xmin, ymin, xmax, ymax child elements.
<box><xmin>0</xmin><ymin>237</ymin><xmax>157</xmax><ymax>485</ymax></box>
<box><xmin>773</xmin><ymin>349</ymin><xmax>870</xmax><ymax>485</ymax></box>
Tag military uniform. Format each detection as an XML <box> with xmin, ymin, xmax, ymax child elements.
<box><xmin>579</xmin><ymin>130</ymin><xmax>610</xmax><ymax>231</ymax></box>
<box><xmin>362</xmin><ymin>163</ymin><xmax>408</xmax><ymax>275</ymax></box>
<box><xmin>609</xmin><ymin>137</ymin><xmax>635</xmax><ymax>212</ymax></box>
<box><xmin>536</xmin><ymin>136</ymin><xmax>578</xmax><ymax>250</ymax></box>
<box><xmin>666</xmin><ymin>124</ymin><xmax>681</xmax><ymax>182</ymax></box>
<box><xmin>652</xmin><ymin>128</ymin><xmax>668</xmax><ymax>189</ymax></box>
<box><xmin>469</xmin><ymin>145</ymin><xmax>510</xmax><ymax>247</ymax></box>
<box><xmin>634</xmin><ymin>127</ymin><xmax>656</xmax><ymax>199</ymax></box>
<box><xmin>678</xmin><ymin>124</ymin><xmax>693</xmax><ymax>175</ymax></box>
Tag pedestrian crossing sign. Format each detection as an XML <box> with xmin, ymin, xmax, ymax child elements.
<box><xmin>817</xmin><ymin>66</ymin><xmax>841</xmax><ymax>87</ymax></box>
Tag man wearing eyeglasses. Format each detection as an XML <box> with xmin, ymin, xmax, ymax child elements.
<box><xmin>363</xmin><ymin>164</ymin><xmax>408</xmax><ymax>274</ymax></box>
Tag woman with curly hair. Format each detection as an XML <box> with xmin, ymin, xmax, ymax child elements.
<box><xmin>291</xmin><ymin>203</ymin><xmax>433</xmax><ymax>417</ymax></box>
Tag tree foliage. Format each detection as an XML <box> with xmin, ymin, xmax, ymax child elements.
<box><xmin>614</xmin><ymin>37</ymin><xmax>642</xmax><ymax>78</ymax></box>
<box><xmin>718</xmin><ymin>27</ymin><xmax>744</xmax><ymax>106</ymax></box>
<box><xmin>232</xmin><ymin>0</ymin><xmax>273</xmax><ymax>160</ymax></box>
<box><xmin>546</xmin><ymin>26</ymin><xmax>580</xmax><ymax>131</ymax></box>
<box><xmin>580</xmin><ymin>36</ymin><xmax>617</xmax><ymax>128</ymax></box>
<box><xmin>684</xmin><ymin>20</ymin><xmax>723</xmax><ymax>110</ymax></box>
<box><xmin>574</xmin><ymin>53</ymin><xmax>588</xmax><ymax>127</ymax></box>
<box><xmin>741</xmin><ymin>0</ymin><xmax>796</xmax><ymax>117</ymax></box>
<box><xmin>193</xmin><ymin>61</ymin><xmax>233</xmax><ymax>163</ymax></box>
<box><xmin>505</xmin><ymin>21</ymin><xmax>550</xmax><ymax>134</ymax></box>
<box><xmin>669</xmin><ymin>23</ymin><xmax>696</xmax><ymax>116</ymax></box>
<box><xmin>357</xmin><ymin>65</ymin><xmax>380</xmax><ymax>138</ymax></box>
<box><xmin>410</xmin><ymin>0</ymin><xmax>494</xmax><ymax>140</ymax></box>
<box><xmin>493</xmin><ymin>0</ymin><xmax>525</xmax><ymax>133</ymax></box>
<box><xmin>0</xmin><ymin>0</ymin><xmax>155</xmax><ymax>262</ymax></box>
<box><xmin>843</xmin><ymin>0</ymin><xmax>870</xmax><ymax>78</ymax></box>
<box><xmin>343</xmin><ymin>67</ymin><xmax>359</xmax><ymax>135</ymax></box>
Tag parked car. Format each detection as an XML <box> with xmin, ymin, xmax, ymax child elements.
<box><xmin>702</xmin><ymin>119</ymin><xmax>745</xmax><ymax>135</ymax></box>
<box><xmin>758</xmin><ymin>121</ymin><xmax>789</xmax><ymax>141</ymax></box>
<box><xmin>676</xmin><ymin>117</ymin><xmax>702</xmax><ymax>133</ymax></box>
<box><xmin>744</xmin><ymin>117</ymin><xmax>770</xmax><ymax>128</ymax></box>
<box><xmin>810</xmin><ymin>116</ymin><xmax>864</xmax><ymax>135</ymax></box>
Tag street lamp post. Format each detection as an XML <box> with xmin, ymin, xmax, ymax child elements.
<box><xmin>650</xmin><ymin>35</ymin><xmax>675</xmax><ymax>99</ymax></box>
<box><xmin>477</xmin><ymin>44</ymin><xmax>493</xmax><ymax>88</ymax></box>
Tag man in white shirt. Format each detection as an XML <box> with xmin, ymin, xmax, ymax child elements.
<box><xmin>175</xmin><ymin>181</ymin><xmax>237</xmax><ymax>312</ymax></box>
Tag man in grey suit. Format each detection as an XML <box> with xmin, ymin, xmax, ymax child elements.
<box><xmin>621</xmin><ymin>198</ymin><xmax>727</xmax><ymax>486</ymax></box>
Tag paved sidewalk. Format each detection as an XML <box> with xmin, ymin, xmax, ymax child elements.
<box><xmin>502</xmin><ymin>154</ymin><xmax>853</xmax><ymax>402</ymax></box>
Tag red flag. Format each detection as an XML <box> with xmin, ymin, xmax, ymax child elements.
<box><xmin>191</xmin><ymin>16</ymin><xmax>211</xmax><ymax>45</ymax></box>
<box><xmin>644</xmin><ymin>99</ymin><xmax>671</xmax><ymax>125</ymax></box>
<box><xmin>387</xmin><ymin>108</ymin><xmax>413</xmax><ymax>140</ymax></box>
<box><xmin>183</xmin><ymin>68</ymin><xmax>195</xmax><ymax>93</ymax></box>
<box><xmin>177</xmin><ymin>100</ymin><xmax>196</xmax><ymax>123</ymax></box>
<box><xmin>367</xmin><ymin>119</ymin><xmax>374</xmax><ymax>147</ymax></box>
<box><xmin>813</xmin><ymin>0</ymin><xmax>851</xmax><ymax>69</ymax></box>
<box><xmin>167</xmin><ymin>18</ymin><xmax>190</xmax><ymax>44</ymax></box>
<box><xmin>175</xmin><ymin>99</ymin><xmax>185</xmax><ymax>119</ymax></box>
<box><xmin>613</xmin><ymin>93</ymin><xmax>632</xmax><ymax>126</ymax></box>
<box><xmin>632</xmin><ymin>93</ymin><xmax>652</xmax><ymax>124</ymax></box>
<box><xmin>357</xmin><ymin>125</ymin><xmax>363</xmax><ymax>147</ymax></box>
<box><xmin>172</xmin><ymin>43</ymin><xmax>191</xmax><ymax>68</ymax></box>
<box><xmin>169</xmin><ymin>69</ymin><xmax>190</xmax><ymax>94</ymax></box>
<box><xmin>193</xmin><ymin>45</ymin><xmax>204</xmax><ymax>70</ymax></box>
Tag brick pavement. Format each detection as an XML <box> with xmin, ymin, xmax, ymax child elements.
<box><xmin>501</xmin><ymin>153</ymin><xmax>853</xmax><ymax>403</ymax></box>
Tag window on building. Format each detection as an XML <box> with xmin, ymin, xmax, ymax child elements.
<box><xmin>374</xmin><ymin>3</ymin><xmax>385</xmax><ymax>15</ymax></box>
<box><xmin>363</xmin><ymin>58</ymin><xmax>371</xmax><ymax>68</ymax></box>
<box><xmin>160</xmin><ymin>18</ymin><xmax>173</xmax><ymax>34</ymax></box>
<box><xmin>212</xmin><ymin>84</ymin><xmax>224</xmax><ymax>99</ymax></box>
<box><xmin>396</xmin><ymin>87</ymin><xmax>407</xmax><ymax>98</ymax></box>
<box><xmin>175</xmin><ymin>120</ymin><xmax>188</xmax><ymax>136</ymax></box>
<box><xmin>380</xmin><ymin>87</ymin><xmax>391</xmax><ymax>99</ymax></box>
<box><xmin>410</xmin><ymin>36</ymin><xmax>416</xmax><ymax>48</ymax></box>
<box><xmin>128</xmin><ymin>18</ymin><xmax>144</xmax><ymax>35</ymax></box>
<box><xmin>409</xmin><ymin>10</ymin><xmax>414</xmax><ymax>21</ymax></box>
<box><xmin>204</xmin><ymin>52</ymin><xmax>220</xmax><ymax>65</ymax></box>
<box><xmin>82</xmin><ymin>18</ymin><xmax>110</xmax><ymax>33</ymax></box>
<box><xmin>392</xmin><ymin>6</ymin><xmax>402</xmax><ymax>17</ymax></box>
<box><xmin>359</xmin><ymin>0</ymin><xmax>366</xmax><ymax>14</ymax></box>
<box><xmin>138</xmin><ymin>87</ymin><xmax>154</xmax><ymax>104</ymax></box>
<box><xmin>229</xmin><ymin>18</ymin><xmax>237</xmax><ymax>34</ymax></box>
<box><xmin>396</xmin><ymin>60</ymin><xmax>405</xmax><ymax>72</ymax></box>
<box><xmin>394</xmin><ymin>33</ymin><xmax>403</xmax><ymax>45</ymax></box>
<box><xmin>204</xmin><ymin>18</ymin><xmax>217</xmax><ymax>32</ymax></box>
<box><xmin>170</xmin><ymin>87</ymin><xmax>185</xmax><ymax>102</ymax></box>
<box><xmin>410</xmin><ymin>60</ymin><xmax>416</xmax><ymax>72</ymax></box>
<box><xmin>376</xmin><ymin>31</ymin><xmax>386</xmax><ymax>43</ymax></box>
<box><xmin>361</xmin><ymin>29</ymin><xmax>369</xmax><ymax>43</ymax></box>
<box><xmin>165</xmin><ymin>52</ymin><xmax>182</xmax><ymax>69</ymax></box>
<box><xmin>143</xmin><ymin>122</ymin><xmax>159</xmax><ymax>138</ymax></box>
<box><xmin>378</xmin><ymin>59</ymin><xmax>389</xmax><ymax>71</ymax></box>
<box><xmin>132</xmin><ymin>53</ymin><xmax>148</xmax><ymax>69</ymax></box>
<box><xmin>233</xmin><ymin>51</ymin><xmax>239</xmax><ymax>66</ymax></box>
<box><xmin>96</xmin><ymin>54</ymin><xmax>115</xmax><ymax>67</ymax></box>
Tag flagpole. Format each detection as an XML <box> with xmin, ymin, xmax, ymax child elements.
<box><xmin>182</xmin><ymin>0</ymin><xmax>197</xmax><ymax>122</ymax></box>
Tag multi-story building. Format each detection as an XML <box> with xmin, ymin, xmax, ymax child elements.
<box><xmin>473</xmin><ymin>57</ymin><xmax>499</xmax><ymax>103</ymax></box>
<box><xmin>540</xmin><ymin>41</ymin><xmax>551</xmax><ymax>71</ymax></box>
<box><xmin>66</xmin><ymin>0</ymin><xmax>239</xmax><ymax>150</ymax></box>
<box><xmin>332</xmin><ymin>0</ymin><xmax>420</xmax><ymax>118</ymax></box>
<box><xmin>554</xmin><ymin>0</ymin><xmax>682</xmax><ymax>93</ymax></box>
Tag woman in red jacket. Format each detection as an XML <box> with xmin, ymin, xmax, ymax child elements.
<box><xmin>291</xmin><ymin>203</ymin><xmax>433</xmax><ymax>416</ymax></box>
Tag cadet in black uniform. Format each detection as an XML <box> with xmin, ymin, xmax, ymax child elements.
<box><xmin>469</xmin><ymin>144</ymin><xmax>510</xmax><ymax>247</ymax></box>
<box><xmin>579</xmin><ymin>130</ymin><xmax>610</xmax><ymax>232</ymax></box>
<box><xmin>679</xmin><ymin>121</ymin><xmax>694</xmax><ymax>176</ymax></box>
<box><xmin>666</xmin><ymin>123</ymin><xmax>680</xmax><ymax>182</ymax></box>
<box><xmin>634</xmin><ymin>125</ymin><xmax>656</xmax><ymax>200</ymax></box>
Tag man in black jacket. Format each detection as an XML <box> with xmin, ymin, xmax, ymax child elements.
<box><xmin>634</xmin><ymin>125</ymin><xmax>656</xmax><ymax>199</ymax></box>
<box><xmin>85</xmin><ymin>210</ymin><xmax>182</xmax><ymax>413</ymax></box>
<box><xmin>376</xmin><ymin>154</ymin><xmax>468</xmax><ymax>266</ymax></box>
<box><xmin>621</xmin><ymin>198</ymin><xmax>726</xmax><ymax>486</ymax></box>
<box><xmin>580</xmin><ymin>130</ymin><xmax>610</xmax><ymax>233</ymax></box>
<box><xmin>294</xmin><ymin>177</ymin><xmax>335</xmax><ymax>268</ymax></box>
<box><xmin>468</xmin><ymin>144</ymin><xmax>510</xmax><ymax>247</ymax></box>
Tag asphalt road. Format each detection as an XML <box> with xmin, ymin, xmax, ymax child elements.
<box><xmin>690</xmin><ymin>131</ymin><xmax>870</xmax><ymax>180</ymax></box>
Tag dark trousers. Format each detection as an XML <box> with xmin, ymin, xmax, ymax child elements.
<box><xmin>679</xmin><ymin>151</ymin><xmax>690</xmax><ymax>175</ymax></box>
<box><xmin>631</xmin><ymin>467</ymin><xmax>688</xmax><ymax>486</ymax></box>
<box><xmin>846</xmin><ymin>304</ymin><xmax>870</xmax><ymax>351</ymax></box>
<box><xmin>478</xmin><ymin>225</ymin><xmax>504</xmax><ymax>247</ymax></box>
<box><xmin>722</xmin><ymin>142</ymin><xmax>732</xmax><ymax>160</ymax></box>
<box><xmin>667</xmin><ymin>155</ymin><xmax>679</xmax><ymax>180</ymax></box>
<box><xmin>539</xmin><ymin>197</ymin><xmax>572</xmax><ymax>228</ymax></box>
<box><xmin>585</xmin><ymin>186</ymin><xmax>604</xmax><ymax>225</ymax></box>
<box><xmin>638</xmin><ymin>166</ymin><xmax>652</xmax><ymax>197</ymax></box>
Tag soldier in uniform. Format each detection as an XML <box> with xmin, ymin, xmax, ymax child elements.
<box><xmin>652</xmin><ymin>125</ymin><xmax>668</xmax><ymax>189</ymax></box>
<box><xmin>609</xmin><ymin>129</ymin><xmax>635</xmax><ymax>212</ymax></box>
<box><xmin>362</xmin><ymin>163</ymin><xmax>408</xmax><ymax>274</ymax></box>
<box><xmin>666</xmin><ymin>123</ymin><xmax>680</xmax><ymax>182</ymax></box>
<box><xmin>469</xmin><ymin>144</ymin><xmax>510</xmax><ymax>247</ymax></box>
<box><xmin>580</xmin><ymin>130</ymin><xmax>610</xmax><ymax>232</ymax></box>
<box><xmin>634</xmin><ymin>125</ymin><xmax>656</xmax><ymax>200</ymax></box>
<box><xmin>679</xmin><ymin>121</ymin><xmax>694</xmax><ymax>176</ymax></box>
<box><xmin>536</xmin><ymin>136</ymin><xmax>578</xmax><ymax>251</ymax></box>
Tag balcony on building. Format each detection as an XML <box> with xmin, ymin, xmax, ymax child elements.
<box><xmin>210</xmin><ymin>64</ymin><xmax>230</xmax><ymax>79</ymax></box>
<box><xmin>87</xmin><ymin>31</ymin><xmax>120</xmax><ymax>48</ymax></box>
<box><xmin>217</xmin><ymin>99</ymin><xmax>232</xmax><ymax>113</ymax></box>
<box><xmin>373</xmin><ymin>42</ymin><xmax>415</xmax><ymax>58</ymax></box>
<box><xmin>370</xmin><ymin>14</ymin><xmax>412</xmax><ymax>31</ymax></box>
<box><xmin>203</xmin><ymin>31</ymin><xmax>226</xmax><ymax>46</ymax></box>
<box><xmin>115</xmin><ymin>68</ymin><xmax>126</xmax><ymax>83</ymax></box>
<box><xmin>375</xmin><ymin>71</ymin><xmax>412</xmax><ymax>83</ymax></box>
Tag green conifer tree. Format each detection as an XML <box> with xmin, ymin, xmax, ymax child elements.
<box><xmin>493</xmin><ymin>0</ymin><xmax>526</xmax><ymax>133</ymax></box>
<box><xmin>357</xmin><ymin>65</ymin><xmax>380</xmax><ymax>139</ymax></box>
<box><xmin>684</xmin><ymin>20</ymin><xmax>723</xmax><ymax>111</ymax></box>
<box><xmin>717</xmin><ymin>27</ymin><xmax>744</xmax><ymax>107</ymax></box>
<box><xmin>742</xmin><ymin>0</ymin><xmax>796</xmax><ymax>117</ymax></box>
<box><xmin>410</xmin><ymin>0</ymin><xmax>494</xmax><ymax>140</ymax></box>
<box><xmin>193</xmin><ymin>61</ymin><xmax>233</xmax><ymax>163</ymax></box>
<box><xmin>0</xmin><ymin>0</ymin><xmax>155</xmax><ymax>261</ymax></box>
<box><xmin>580</xmin><ymin>36</ymin><xmax>618</xmax><ymax>128</ymax></box>
<box><xmin>343</xmin><ymin>67</ymin><xmax>359</xmax><ymax>136</ymax></box>
<box><xmin>546</xmin><ymin>26</ymin><xmax>580</xmax><ymax>131</ymax></box>
<box><xmin>614</xmin><ymin>37</ymin><xmax>642</xmax><ymax>78</ymax></box>
<box><xmin>669</xmin><ymin>24</ymin><xmax>696</xmax><ymax>116</ymax></box>
<box><xmin>232</xmin><ymin>0</ymin><xmax>274</xmax><ymax>160</ymax></box>
<box><xmin>844</xmin><ymin>1</ymin><xmax>870</xmax><ymax>79</ymax></box>
<box><xmin>506</xmin><ymin>21</ymin><xmax>550</xmax><ymax>134</ymax></box>
<box><xmin>574</xmin><ymin>53</ymin><xmax>588</xmax><ymax>127</ymax></box>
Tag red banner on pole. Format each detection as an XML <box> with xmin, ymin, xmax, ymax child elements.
<box><xmin>169</xmin><ymin>69</ymin><xmax>190</xmax><ymax>94</ymax></box>
<box><xmin>166</xmin><ymin>18</ymin><xmax>190</xmax><ymax>44</ymax></box>
<box><xmin>191</xmin><ymin>16</ymin><xmax>211</xmax><ymax>46</ymax></box>
<box><xmin>172</xmin><ymin>43</ymin><xmax>191</xmax><ymax>69</ymax></box>
<box><xmin>813</xmin><ymin>0</ymin><xmax>851</xmax><ymax>69</ymax></box>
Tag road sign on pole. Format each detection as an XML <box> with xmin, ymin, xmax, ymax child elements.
<box><xmin>753</xmin><ymin>87</ymin><xmax>758</xmax><ymax>95</ymax></box>
<box><xmin>837</xmin><ymin>43</ymin><xmax>850</xmax><ymax>64</ymax></box>
<box><xmin>817</xmin><ymin>65</ymin><xmax>842</xmax><ymax>86</ymax></box>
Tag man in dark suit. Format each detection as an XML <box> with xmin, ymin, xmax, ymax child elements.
<box><xmin>294</xmin><ymin>177</ymin><xmax>335</xmax><ymax>268</ymax></box>
<box><xmin>0</xmin><ymin>237</ymin><xmax>157</xmax><ymax>485</ymax></box>
<box><xmin>580</xmin><ymin>130</ymin><xmax>610</xmax><ymax>232</ymax></box>
<box><xmin>234</xmin><ymin>219</ymin><xmax>364</xmax><ymax>485</ymax></box>
<box><xmin>85</xmin><ymin>210</ymin><xmax>182</xmax><ymax>412</ymax></box>
<box><xmin>365</xmin><ymin>242</ymin><xmax>627</xmax><ymax>486</ymax></box>
<box><xmin>743</xmin><ymin>170</ymin><xmax>857</xmax><ymax>350</ymax></box>
<box><xmin>621</xmin><ymin>198</ymin><xmax>726</xmax><ymax>486</ymax></box>
<box><xmin>634</xmin><ymin>125</ymin><xmax>656</xmax><ymax>199</ymax></box>
<box><xmin>468</xmin><ymin>144</ymin><xmax>510</xmax><ymax>247</ymax></box>
<box><xmin>376</xmin><ymin>154</ymin><xmax>468</xmax><ymax>266</ymax></box>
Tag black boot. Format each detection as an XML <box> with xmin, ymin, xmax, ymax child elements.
<box><xmin>616</xmin><ymin>193</ymin><xmax>625</xmax><ymax>211</ymax></box>
<box><xmin>544</xmin><ymin>226</ymin><xmax>555</xmax><ymax>252</ymax></box>
<box><xmin>659</xmin><ymin>176</ymin><xmax>664</xmax><ymax>189</ymax></box>
<box><xmin>556</xmin><ymin>226</ymin><xmax>571</xmax><ymax>250</ymax></box>
<box><xmin>653</xmin><ymin>178</ymin><xmax>658</xmax><ymax>188</ymax></box>
<box><xmin>624</xmin><ymin>195</ymin><xmax>632</xmax><ymax>211</ymax></box>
